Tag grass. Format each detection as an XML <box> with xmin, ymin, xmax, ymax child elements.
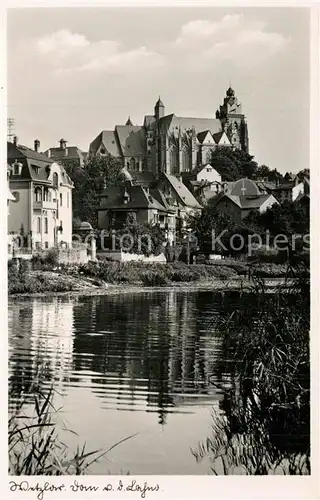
<box><xmin>9</xmin><ymin>382</ymin><xmax>136</xmax><ymax>475</ymax></box>
<box><xmin>8</xmin><ymin>255</ymin><xmax>306</xmax><ymax>295</ymax></box>
<box><xmin>192</xmin><ymin>266</ymin><xmax>310</xmax><ymax>475</ymax></box>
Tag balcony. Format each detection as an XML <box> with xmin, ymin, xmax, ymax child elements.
<box><xmin>33</xmin><ymin>200</ymin><xmax>57</xmax><ymax>210</ymax></box>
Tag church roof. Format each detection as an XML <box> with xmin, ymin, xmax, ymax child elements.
<box><xmin>143</xmin><ymin>115</ymin><xmax>156</xmax><ymax>128</ymax></box>
<box><xmin>155</xmin><ymin>97</ymin><xmax>164</xmax><ymax>107</ymax></box>
<box><xmin>89</xmin><ymin>130</ymin><xmax>121</xmax><ymax>157</ymax></box>
<box><xmin>197</xmin><ymin>130</ymin><xmax>212</xmax><ymax>144</ymax></box>
<box><xmin>159</xmin><ymin>114</ymin><xmax>221</xmax><ymax>137</ymax></box>
<box><xmin>115</xmin><ymin>125</ymin><xmax>146</xmax><ymax>157</ymax></box>
<box><xmin>212</xmin><ymin>131</ymin><xmax>226</xmax><ymax>144</ymax></box>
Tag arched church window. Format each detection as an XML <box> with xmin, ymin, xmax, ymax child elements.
<box><xmin>129</xmin><ymin>157</ymin><xmax>136</xmax><ymax>171</ymax></box>
<box><xmin>205</xmin><ymin>149</ymin><xmax>212</xmax><ymax>163</ymax></box>
<box><xmin>169</xmin><ymin>146</ymin><xmax>178</xmax><ymax>175</ymax></box>
<box><xmin>182</xmin><ymin>147</ymin><xmax>190</xmax><ymax>172</ymax></box>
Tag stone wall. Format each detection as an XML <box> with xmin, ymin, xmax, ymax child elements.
<box><xmin>98</xmin><ymin>250</ymin><xmax>167</xmax><ymax>263</ymax></box>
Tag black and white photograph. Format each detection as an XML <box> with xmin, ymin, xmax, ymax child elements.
<box><xmin>3</xmin><ymin>1</ymin><xmax>315</xmax><ymax>490</ymax></box>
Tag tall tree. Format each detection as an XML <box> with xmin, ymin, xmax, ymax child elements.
<box><xmin>62</xmin><ymin>155</ymin><xmax>125</xmax><ymax>228</ymax></box>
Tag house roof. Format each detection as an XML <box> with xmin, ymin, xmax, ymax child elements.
<box><xmin>272</xmin><ymin>182</ymin><xmax>296</xmax><ymax>191</ymax></box>
<box><xmin>162</xmin><ymin>173</ymin><xmax>202</xmax><ymax>209</ymax></box>
<box><xmin>8</xmin><ymin>141</ymin><xmax>54</xmax><ymax>165</ymax></box>
<box><xmin>7</xmin><ymin>141</ymin><xmax>73</xmax><ymax>186</ymax></box>
<box><xmin>99</xmin><ymin>184</ymin><xmax>167</xmax><ymax>212</ymax></box>
<box><xmin>221</xmin><ymin>193</ymin><xmax>276</xmax><ymax>210</ymax></box>
<box><xmin>230</xmin><ymin>178</ymin><xmax>261</xmax><ymax>197</ymax></box>
<box><xmin>44</xmin><ymin>146</ymin><xmax>86</xmax><ymax>163</ymax></box>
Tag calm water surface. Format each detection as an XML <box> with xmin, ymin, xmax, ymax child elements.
<box><xmin>8</xmin><ymin>291</ymin><xmax>237</xmax><ymax>474</ymax></box>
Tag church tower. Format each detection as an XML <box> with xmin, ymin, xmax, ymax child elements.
<box><xmin>154</xmin><ymin>97</ymin><xmax>165</xmax><ymax>121</ymax></box>
<box><xmin>216</xmin><ymin>87</ymin><xmax>249</xmax><ymax>153</ymax></box>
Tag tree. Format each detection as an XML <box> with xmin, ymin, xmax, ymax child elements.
<box><xmin>64</xmin><ymin>155</ymin><xmax>125</xmax><ymax>228</ymax></box>
<box><xmin>209</xmin><ymin>146</ymin><xmax>259</xmax><ymax>181</ymax></box>
<box><xmin>114</xmin><ymin>215</ymin><xmax>165</xmax><ymax>256</ymax></box>
<box><xmin>188</xmin><ymin>197</ymin><xmax>235</xmax><ymax>254</ymax></box>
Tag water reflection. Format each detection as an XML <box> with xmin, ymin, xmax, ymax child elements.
<box><xmin>9</xmin><ymin>292</ymin><xmax>228</xmax><ymax>426</ymax></box>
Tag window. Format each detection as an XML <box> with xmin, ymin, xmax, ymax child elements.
<box><xmin>44</xmin><ymin>217</ymin><xmax>48</xmax><ymax>234</ymax></box>
<box><xmin>100</xmin><ymin>148</ymin><xmax>106</xmax><ymax>155</ymax></box>
<box><xmin>44</xmin><ymin>242</ymin><xmax>49</xmax><ymax>249</ymax></box>
<box><xmin>37</xmin><ymin>217</ymin><xmax>41</xmax><ymax>233</ymax></box>
<box><xmin>35</xmin><ymin>188</ymin><xmax>42</xmax><ymax>202</ymax></box>
<box><xmin>13</xmin><ymin>163</ymin><xmax>21</xmax><ymax>175</ymax></box>
<box><xmin>53</xmin><ymin>172</ymin><xmax>58</xmax><ymax>188</ymax></box>
<box><xmin>12</xmin><ymin>191</ymin><xmax>19</xmax><ymax>203</ymax></box>
<box><xmin>60</xmin><ymin>193</ymin><xmax>63</xmax><ymax>206</ymax></box>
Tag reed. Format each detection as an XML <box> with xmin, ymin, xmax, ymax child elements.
<box><xmin>9</xmin><ymin>384</ymin><xmax>136</xmax><ymax>475</ymax></box>
<box><xmin>192</xmin><ymin>264</ymin><xmax>310</xmax><ymax>475</ymax></box>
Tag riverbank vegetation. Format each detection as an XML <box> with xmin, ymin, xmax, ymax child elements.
<box><xmin>192</xmin><ymin>268</ymin><xmax>310</xmax><ymax>475</ymax></box>
<box><xmin>8</xmin><ymin>257</ymin><xmax>294</xmax><ymax>295</ymax></box>
<box><xmin>9</xmin><ymin>383</ymin><xmax>135</xmax><ymax>475</ymax></box>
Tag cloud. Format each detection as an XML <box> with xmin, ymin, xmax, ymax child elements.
<box><xmin>173</xmin><ymin>15</ymin><xmax>290</xmax><ymax>70</ymax></box>
<box><xmin>35</xmin><ymin>30</ymin><xmax>166</xmax><ymax>75</ymax></box>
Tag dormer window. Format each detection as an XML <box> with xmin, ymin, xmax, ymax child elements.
<box><xmin>12</xmin><ymin>161</ymin><xmax>22</xmax><ymax>176</ymax></box>
<box><xmin>123</xmin><ymin>189</ymin><xmax>130</xmax><ymax>205</ymax></box>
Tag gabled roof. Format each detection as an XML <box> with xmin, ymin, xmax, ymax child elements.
<box><xmin>197</xmin><ymin>130</ymin><xmax>213</xmax><ymax>144</ymax></box>
<box><xmin>143</xmin><ymin>115</ymin><xmax>156</xmax><ymax>128</ymax></box>
<box><xmin>219</xmin><ymin>193</ymin><xmax>276</xmax><ymax>210</ymax></box>
<box><xmin>115</xmin><ymin>125</ymin><xmax>146</xmax><ymax>157</ymax></box>
<box><xmin>162</xmin><ymin>173</ymin><xmax>202</xmax><ymax>209</ymax></box>
<box><xmin>99</xmin><ymin>184</ymin><xmax>167</xmax><ymax>212</ymax></box>
<box><xmin>212</xmin><ymin>131</ymin><xmax>227</xmax><ymax>144</ymax></box>
<box><xmin>89</xmin><ymin>130</ymin><xmax>122</xmax><ymax>157</ymax></box>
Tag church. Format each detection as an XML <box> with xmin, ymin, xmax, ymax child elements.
<box><xmin>89</xmin><ymin>87</ymin><xmax>249</xmax><ymax>178</ymax></box>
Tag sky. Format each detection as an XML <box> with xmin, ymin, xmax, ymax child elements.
<box><xmin>7</xmin><ymin>7</ymin><xmax>310</xmax><ymax>173</ymax></box>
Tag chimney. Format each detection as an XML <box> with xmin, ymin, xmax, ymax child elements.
<box><xmin>59</xmin><ymin>138</ymin><xmax>67</xmax><ymax>150</ymax></box>
<box><xmin>13</xmin><ymin>136</ymin><xmax>18</xmax><ymax>146</ymax></box>
<box><xmin>34</xmin><ymin>139</ymin><xmax>40</xmax><ymax>152</ymax></box>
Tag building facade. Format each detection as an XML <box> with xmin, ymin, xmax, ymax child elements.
<box><xmin>89</xmin><ymin>87</ymin><xmax>249</xmax><ymax>178</ymax></box>
<box><xmin>7</xmin><ymin>138</ymin><xmax>73</xmax><ymax>251</ymax></box>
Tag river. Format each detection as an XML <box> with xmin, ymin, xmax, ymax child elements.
<box><xmin>8</xmin><ymin>290</ymin><xmax>255</xmax><ymax>474</ymax></box>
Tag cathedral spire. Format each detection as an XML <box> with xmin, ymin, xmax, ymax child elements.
<box><xmin>125</xmin><ymin>116</ymin><xmax>133</xmax><ymax>126</ymax></box>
